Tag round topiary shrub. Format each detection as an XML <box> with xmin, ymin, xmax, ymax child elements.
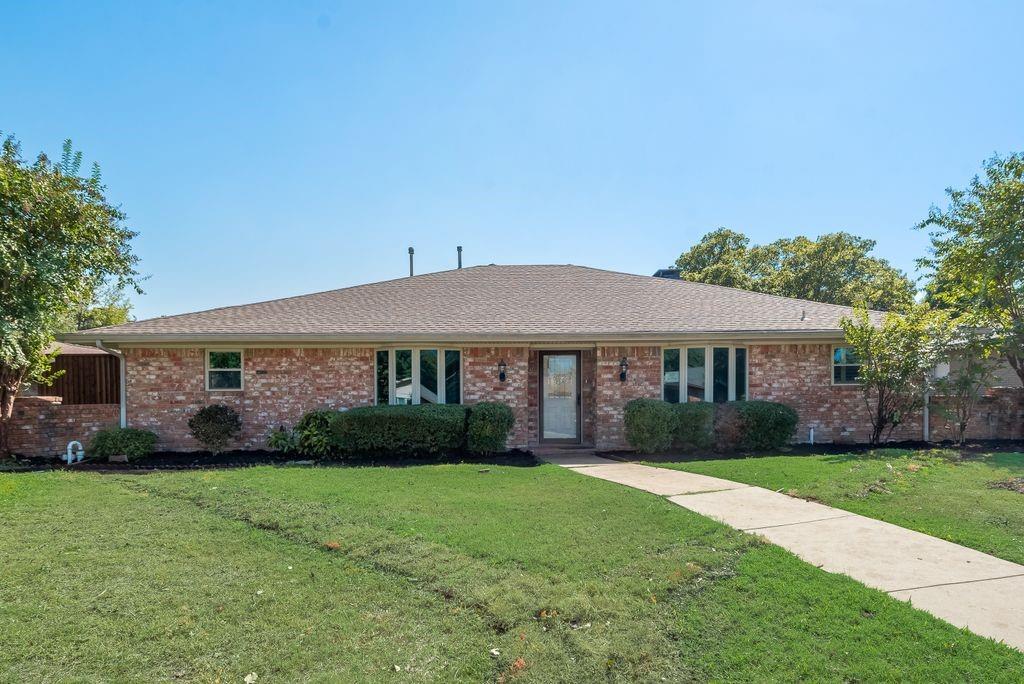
<box><xmin>624</xmin><ymin>398</ymin><xmax>676</xmax><ymax>453</ymax></box>
<box><xmin>734</xmin><ymin>400</ymin><xmax>798</xmax><ymax>450</ymax></box>
<box><xmin>89</xmin><ymin>427</ymin><xmax>158</xmax><ymax>461</ymax></box>
<box><xmin>466</xmin><ymin>402</ymin><xmax>515</xmax><ymax>455</ymax></box>
<box><xmin>188</xmin><ymin>404</ymin><xmax>241</xmax><ymax>453</ymax></box>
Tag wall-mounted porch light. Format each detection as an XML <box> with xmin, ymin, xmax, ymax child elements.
<box><xmin>619</xmin><ymin>357</ymin><xmax>629</xmax><ymax>382</ymax></box>
<box><xmin>498</xmin><ymin>359</ymin><xmax>508</xmax><ymax>382</ymax></box>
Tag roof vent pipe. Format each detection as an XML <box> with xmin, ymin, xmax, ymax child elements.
<box><xmin>408</xmin><ymin>247</ymin><xmax>414</xmax><ymax>277</ymax></box>
<box><xmin>457</xmin><ymin>246</ymin><xmax>463</xmax><ymax>269</ymax></box>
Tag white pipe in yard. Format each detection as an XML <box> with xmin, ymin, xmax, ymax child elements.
<box><xmin>95</xmin><ymin>340</ymin><xmax>127</xmax><ymax>428</ymax></box>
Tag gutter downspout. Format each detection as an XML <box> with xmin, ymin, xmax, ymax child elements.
<box><xmin>96</xmin><ymin>341</ymin><xmax>127</xmax><ymax>428</ymax></box>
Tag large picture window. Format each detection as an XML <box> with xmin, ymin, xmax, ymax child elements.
<box><xmin>206</xmin><ymin>350</ymin><xmax>243</xmax><ymax>390</ymax></box>
<box><xmin>833</xmin><ymin>346</ymin><xmax>861</xmax><ymax>384</ymax></box>
<box><xmin>376</xmin><ymin>348</ymin><xmax>462</xmax><ymax>405</ymax></box>
<box><xmin>662</xmin><ymin>346</ymin><xmax>746</xmax><ymax>403</ymax></box>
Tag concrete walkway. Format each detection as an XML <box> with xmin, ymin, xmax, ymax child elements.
<box><xmin>543</xmin><ymin>453</ymin><xmax>1024</xmax><ymax>652</ymax></box>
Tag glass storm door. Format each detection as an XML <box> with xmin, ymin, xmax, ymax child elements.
<box><xmin>541</xmin><ymin>352</ymin><xmax>580</xmax><ymax>443</ymax></box>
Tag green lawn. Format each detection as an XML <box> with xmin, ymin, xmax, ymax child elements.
<box><xmin>2</xmin><ymin>463</ymin><xmax>1023</xmax><ymax>682</ymax></box>
<box><xmin>652</xmin><ymin>449</ymin><xmax>1024</xmax><ymax>565</ymax></box>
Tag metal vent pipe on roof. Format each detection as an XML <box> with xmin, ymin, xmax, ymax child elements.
<box><xmin>408</xmin><ymin>247</ymin><xmax>414</xmax><ymax>277</ymax></box>
<box><xmin>457</xmin><ymin>245</ymin><xmax>463</xmax><ymax>269</ymax></box>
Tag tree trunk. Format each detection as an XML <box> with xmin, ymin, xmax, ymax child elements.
<box><xmin>1007</xmin><ymin>353</ymin><xmax>1024</xmax><ymax>388</ymax></box>
<box><xmin>0</xmin><ymin>366</ymin><xmax>26</xmax><ymax>459</ymax></box>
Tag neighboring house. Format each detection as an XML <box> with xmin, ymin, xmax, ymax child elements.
<box><xmin>59</xmin><ymin>263</ymin><xmax>925</xmax><ymax>451</ymax></box>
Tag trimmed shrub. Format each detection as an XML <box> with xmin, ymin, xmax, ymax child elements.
<box><xmin>466</xmin><ymin>402</ymin><xmax>515</xmax><ymax>454</ymax></box>
<box><xmin>734</xmin><ymin>400</ymin><xmax>798</xmax><ymax>450</ymax></box>
<box><xmin>89</xmin><ymin>427</ymin><xmax>158</xmax><ymax>460</ymax></box>
<box><xmin>332</xmin><ymin>404</ymin><xmax>467</xmax><ymax>457</ymax></box>
<box><xmin>294</xmin><ymin>409</ymin><xmax>338</xmax><ymax>457</ymax></box>
<box><xmin>624</xmin><ymin>398</ymin><xmax>677</xmax><ymax>453</ymax></box>
<box><xmin>674</xmin><ymin>402</ymin><xmax>714</xmax><ymax>449</ymax></box>
<box><xmin>267</xmin><ymin>426</ymin><xmax>300</xmax><ymax>454</ymax></box>
<box><xmin>188</xmin><ymin>404</ymin><xmax>241</xmax><ymax>453</ymax></box>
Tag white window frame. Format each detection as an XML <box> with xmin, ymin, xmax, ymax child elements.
<box><xmin>831</xmin><ymin>345</ymin><xmax>862</xmax><ymax>386</ymax></box>
<box><xmin>375</xmin><ymin>348</ymin><xmax>462</xmax><ymax>405</ymax></box>
<box><xmin>660</xmin><ymin>345</ymin><xmax>746</xmax><ymax>402</ymax></box>
<box><xmin>205</xmin><ymin>349</ymin><xmax>244</xmax><ymax>392</ymax></box>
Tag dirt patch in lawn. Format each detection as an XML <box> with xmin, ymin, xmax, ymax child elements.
<box><xmin>5</xmin><ymin>448</ymin><xmax>540</xmax><ymax>472</ymax></box>
<box><xmin>989</xmin><ymin>477</ymin><xmax>1024</xmax><ymax>494</ymax></box>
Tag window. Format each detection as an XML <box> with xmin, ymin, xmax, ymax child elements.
<box><xmin>662</xmin><ymin>349</ymin><xmax>680</xmax><ymax>403</ymax></box>
<box><xmin>376</xmin><ymin>348</ymin><xmax>461</xmax><ymax>405</ymax></box>
<box><xmin>375</xmin><ymin>350</ymin><xmax>389</xmax><ymax>405</ymax></box>
<box><xmin>662</xmin><ymin>346</ymin><xmax>746</xmax><ymax>403</ymax></box>
<box><xmin>207</xmin><ymin>350</ymin><xmax>243</xmax><ymax>390</ymax></box>
<box><xmin>687</xmin><ymin>347</ymin><xmax>706</xmax><ymax>401</ymax></box>
<box><xmin>734</xmin><ymin>348</ymin><xmax>747</xmax><ymax>401</ymax></box>
<box><xmin>833</xmin><ymin>346</ymin><xmax>861</xmax><ymax>384</ymax></box>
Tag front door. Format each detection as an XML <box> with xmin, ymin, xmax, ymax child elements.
<box><xmin>540</xmin><ymin>352</ymin><xmax>581</xmax><ymax>443</ymax></box>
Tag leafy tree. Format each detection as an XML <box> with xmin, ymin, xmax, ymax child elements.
<box><xmin>64</xmin><ymin>282</ymin><xmax>134</xmax><ymax>331</ymax></box>
<box><xmin>934</xmin><ymin>330</ymin><xmax>999</xmax><ymax>446</ymax></box>
<box><xmin>674</xmin><ymin>228</ymin><xmax>755</xmax><ymax>290</ymax></box>
<box><xmin>0</xmin><ymin>135</ymin><xmax>139</xmax><ymax>457</ymax></box>
<box><xmin>919</xmin><ymin>153</ymin><xmax>1024</xmax><ymax>385</ymax></box>
<box><xmin>840</xmin><ymin>306</ymin><xmax>952</xmax><ymax>445</ymax></box>
<box><xmin>673</xmin><ymin>230</ymin><xmax>915</xmax><ymax>311</ymax></box>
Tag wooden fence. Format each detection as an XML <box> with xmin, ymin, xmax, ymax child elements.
<box><xmin>48</xmin><ymin>354</ymin><xmax>120</xmax><ymax>405</ymax></box>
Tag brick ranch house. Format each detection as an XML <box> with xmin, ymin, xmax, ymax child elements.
<box><xmin>41</xmin><ymin>264</ymin><xmax>1020</xmax><ymax>456</ymax></box>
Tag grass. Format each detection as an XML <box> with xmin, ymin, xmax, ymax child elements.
<box><xmin>650</xmin><ymin>449</ymin><xmax>1024</xmax><ymax>565</ymax></box>
<box><xmin>1</xmin><ymin>462</ymin><xmax>1022</xmax><ymax>681</ymax></box>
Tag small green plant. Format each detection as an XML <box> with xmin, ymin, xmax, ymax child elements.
<box><xmin>188</xmin><ymin>404</ymin><xmax>241</xmax><ymax>454</ymax></box>
<box><xmin>89</xmin><ymin>427</ymin><xmax>158</xmax><ymax>461</ymax></box>
<box><xmin>294</xmin><ymin>409</ymin><xmax>338</xmax><ymax>457</ymax></box>
<box><xmin>624</xmin><ymin>399</ymin><xmax>676</xmax><ymax>453</ymax></box>
<box><xmin>267</xmin><ymin>426</ymin><xmax>300</xmax><ymax>454</ymax></box>
<box><xmin>466</xmin><ymin>402</ymin><xmax>515</xmax><ymax>454</ymax></box>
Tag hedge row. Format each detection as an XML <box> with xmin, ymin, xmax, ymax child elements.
<box><xmin>271</xmin><ymin>402</ymin><xmax>516</xmax><ymax>459</ymax></box>
<box><xmin>624</xmin><ymin>398</ymin><xmax>797</xmax><ymax>454</ymax></box>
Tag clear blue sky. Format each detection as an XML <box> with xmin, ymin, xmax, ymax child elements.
<box><xmin>5</xmin><ymin>1</ymin><xmax>1022</xmax><ymax>320</ymax></box>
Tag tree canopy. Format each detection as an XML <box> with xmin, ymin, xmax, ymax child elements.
<box><xmin>0</xmin><ymin>135</ymin><xmax>140</xmax><ymax>455</ymax></box>
<box><xmin>673</xmin><ymin>228</ymin><xmax>916</xmax><ymax>311</ymax></box>
<box><xmin>919</xmin><ymin>152</ymin><xmax>1024</xmax><ymax>385</ymax></box>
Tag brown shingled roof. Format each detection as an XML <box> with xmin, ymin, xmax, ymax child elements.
<box><xmin>63</xmin><ymin>264</ymin><xmax>878</xmax><ymax>343</ymax></box>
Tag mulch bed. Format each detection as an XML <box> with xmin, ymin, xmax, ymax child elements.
<box><xmin>3</xmin><ymin>449</ymin><xmax>540</xmax><ymax>473</ymax></box>
<box><xmin>600</xmin><ymin>439</ymin><xmax>1024</xmax><ymax>463</ymax></box>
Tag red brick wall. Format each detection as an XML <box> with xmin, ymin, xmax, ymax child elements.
<box><xmin>125</xmin><ymin>347</ymin><xmax>374</xmax><ymax>451</ymax></box>
<box><xmin>8</xmin><ymin>397</ymin><xmax>119</xmax><ymax>458</ymax></box>
<box><xmin>930</xmin><ymin>388</ymin><xmax>1024</xmax><ymax>441</ymax></box>
<box><xmin>748</xmin><ymin>343</ymin><xmax>923</xmax><ymax>443</ymax></box>
<box><xmin>462</xmin><ymin>347</ymin><xmax>529</xmax><ymax>449</ymax></box>
<box><xmin>594</xmin><ymin>345</ymin><xmax>662</xmax><ymax>449</ymax></box>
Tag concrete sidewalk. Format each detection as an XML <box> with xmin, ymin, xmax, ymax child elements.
<box><xmin>543</xmin><ymin>453</ymin><xmax>1024</xmax><ymax>652</ymax></box>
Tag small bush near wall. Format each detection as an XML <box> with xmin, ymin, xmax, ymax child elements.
<box><xmin>294</xmin><ymin>409</ymin><xmax>338</xmax><ymax>457</ymax></box>
<box><xmin>713</xmin><ymin>401</ymin><xmax>799</xmax><ymax>451</ymax></box>
<box><xmin>674</xmin><ymin>403</ymin><xmax>715</xmax><ymax>449</ymax></box>
<box><xmin>89</xmin><ymin>427</ymin><xmax>158</xmax><ymax>461</ymax></box>
<box><xmin>625</xmin><ymin>399</ymin><xmax>798</xmax><ymax>453</ymax></box>
<box><xmin>267</xmin><ymin>426</ymin><xmax>300</xmax><ymax>454</ymax></box>
<box><xmin>332</xmin><ymin>405</ymin><xmax>467</xmax><ymax>457</ymax></box>
<box><xmin>467</xmin><ymin>402</ymin><xmax>515</xmax><ymax>454</ymax></box>
<box><xmin>624</xmin><ymin>399</ymin><xmax>677</xmax><ymax>453</ymax></box>
<box><xmin>734</xmin><ymin>400</ymin><xmax>799</xmax><ymax>450</ymax></box>
<box><xmin>188</xmin><ymin>405</ymin><xmax>242</xmax><ymax>454</ymax></box>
